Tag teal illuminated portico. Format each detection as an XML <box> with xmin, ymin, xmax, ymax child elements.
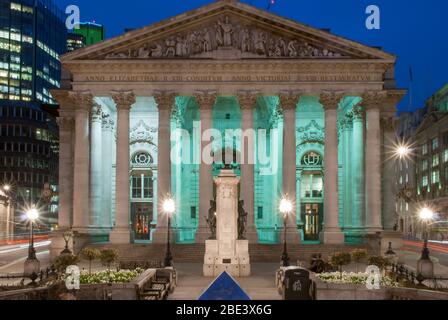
<box><xmin>50</xmin><ymin>0</ymin><xmax>405</xmax><ymax>257</ymax></box>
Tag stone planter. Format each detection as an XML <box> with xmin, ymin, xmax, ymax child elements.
<box><xmin>76</xmin><ymin>269</ymin><xmax>156</xmax><ymax>300</ymax></box>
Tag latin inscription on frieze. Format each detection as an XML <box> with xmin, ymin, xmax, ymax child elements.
<box><xmin>82</xmin><ymin>73</ymin><xmax>376</xmax><ymax>83</ymax></box>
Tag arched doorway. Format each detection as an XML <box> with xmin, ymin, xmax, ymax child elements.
<box><xmin>299</xmin><ymin>151</ymin><xmax>324</xmax><ymax>241</ymax></box>
<box><xmin>130</xmin><ymin>151</ymin><xmax>156</xmax><ymax>243</ymax></box>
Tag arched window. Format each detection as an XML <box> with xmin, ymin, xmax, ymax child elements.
<box><xmin>132</xmin><ymin>151</ymin><xmax>153</xmax><ymax>167</ymax></box>
<box><xmin>302</xmin><ymin>152</ymin><xmax>322</xmax><ymax>166</ymax></box>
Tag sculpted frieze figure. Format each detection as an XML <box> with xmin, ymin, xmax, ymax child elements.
<box><xmin>104</xmin><ymin>15</ymin><xmax>346</xmax><ymax>60</ymax></box>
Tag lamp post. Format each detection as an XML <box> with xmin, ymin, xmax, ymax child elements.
<box><xmin>417</xmin><ymin>207</ymin><xmax>434</xmax><ymax>280</ymax></box>
<box><xmin>279</xmin><ymin>197</ymin><xmax>293</xmax><ymax>267</ymax></box>
<box><xmin>163</xmin><ymin>197</ymin><xmax>176</xmax><ymax>267</ymax></box>
<box><xmin>24</xmin><ymin>207</ymin><xmax>40</xmax><ymax>283</ymax></box>
<box><xmin>60</xmin><ymin>230</ymin><xmax>73</xmax><ymax>256</ymax></box>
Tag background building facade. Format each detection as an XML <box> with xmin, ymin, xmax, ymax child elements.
<box><xmin>0</xmin><ymin>0</ymin><xmax>66</xmax><ymax>236</ymax></box>
<box><xmin>397</xmin><ymin>84</ymin><xmax>448</xmax><ymax>240</ymax></box>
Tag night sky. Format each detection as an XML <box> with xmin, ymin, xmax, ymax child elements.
<box><xmin>58</xmin><ymin>0</ymin><xmax>447</xmax><ymax>112</ymax></box>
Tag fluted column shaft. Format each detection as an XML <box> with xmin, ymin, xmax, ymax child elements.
<box><xmin>382</xmin><ymin>116</ymin><xmax>398</xmax><ymax>231</ymax></box>
<box><xmin>279</xmin><ymin>93</ymin><xmax>300</xmax><ymax>243</ymax></box>
<box><xmin>72</xmin><ymin>92</ymin><xmax>92</xmax><ymax>230</ymax></box>
<box><xmin>238</xmin><ymin>92</ymin><xmax>258</xmax><ymax>242</ymax></box>
<box><xmin>57</xmin><ymin>116</ymin><xmax>75</xmax><ymax>229</ymax></box>
<box><xmin>195</xmin><ymin>93</ymin><xmax>216</xmax><ymax>243</ymax></box>
<box><xmin>351</xmin><ymin>105</ymin><xmax>365</xmax><ymax>230</ymax></box>
<box><xmin>153</xmin><ymin>92</ymin><xmax>176</xmax><ymax>243</ymax></box>
<box><xmin>365</xmin><ymin>106</ymin><xmax>383</xmax><ymax>232</ymax></box>
<box><xmin>320</xmin><ymin>92</ymin><xmax>345</xmax><ymax>244</ymax></box>
<box><xmin>102</xmin><ymin>117</ymin><xmax>114</xmax><ymax>228</ymax></box>
<box><xmin>90</xmin><ymin>104</ymin><xmax>103</xmax><ymax>227</ymax></box>
<box><xmin>110</xmin><ymin>91</ymin><xmax>135</xmax><ymax>244</ymax></box>
<box><xmin>342</xmin><ymin>117</ymin><xmax>353</xmax><ymax>229</ymax></box>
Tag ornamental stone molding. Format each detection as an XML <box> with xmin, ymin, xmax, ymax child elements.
<box><xmin>69</xmin><ymin>91</ymin><xmax>94</xmax><ymax>111</ymax></box>
<box><xmin>194</xmin><ymin>91</ymin><xmax>218</xmax><ymax>110</ymax></box>
<box><xmin>279</xmin><ymin>91</ymin><xmax>301</xmax><ymax>111</ymax></box>
<box><xmin>104</xmin><ymin>14</ymin><xmax>348</xmax><ymax>61</ymax></box>
<box><xmin>91</xmin><ymin>103</ymin><xmax>103</xmax><ymax>122</ymax></box>
<box><xmin>297</xmin><ymin>120</ymin><xmax>324</xmax><ymax>145</ymax></box>
<box><xmin>237</xmin><ymin>91</ymin><xmax>259</xmax><ymax>110</ymax></box>
<box><xmin>361</xmin><ymin>90</ymin><xmax>388</xmax><ymax>109</ymax></box>
<box><xmin>130</xmin><ymin>120</ymin><xmax>157</xmax><ymax>145</ymax></box>
<box><xmin>111</xmin><ymin>91</ymin><xmax>136</xmax><ymax>110</ymax></box>
<box><xmin>154</xmin><ymin>91</ymin><xmax>178</xmax><ymax>111</ymax></box>
<box><xmin>319</xmin><ymin>91</ymin><xmax>344</xmax><ymax>110</ymax></box>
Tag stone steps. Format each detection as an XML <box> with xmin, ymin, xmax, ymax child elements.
<box><xmin>91</xmin><ymin>243</ymin><xmax>369</xmax><ymax>263</ymax></box>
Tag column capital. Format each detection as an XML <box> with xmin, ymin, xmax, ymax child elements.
<box><xmin>194</xmin><ymin>91</ymin><xmax>217</xmax><ymax>111</ymax></box>
<box><xmin>319</xmin><ymin>91</ymin><xmax>344</xmax><ymax>110</ymax></box>
<box><xmin>154</xmin><ymin>91</ymin><xmax>177</xmax><ymax>111</ymax></box>
<box><xmin>56</xmin><ymin>117</ymin><xmax>75</xmax><ymax>131</ymax></box>
<box><xmin>361</xmin><ymin>90</ymin><xmax>388</xmax><ymax>109</ymax></box>
<box><xmin>351</xmin><ymin>104</ymin><xmax>364</xmax><ymax>121</ymax></box>
<box><xmin>52</xmin><ymin>90</ymin><xmax>75</xmax><ymax>110</ymax></box>
<box><xmin>102</xmin><ymin>114</ymin><xmax>115</xmax><ymax>130</ymax></box>
<box><xmin>111</xmin><ymin>91</ymin><xmax>136</xmax><ymax>111</ymax></box>
<box><xmin>279</xmin><ymin>91</ymin><xmax>301</xmax><ymax>111</ymax></box>
<box><xmin>237</xmin><ymin>91</ymin><xmax>259</xmax><ymax>110</ymax></box>
<box><xmin>69</xmin><ymin>91</ymin><xmax>94</xmax><ymax>111</ymax></box>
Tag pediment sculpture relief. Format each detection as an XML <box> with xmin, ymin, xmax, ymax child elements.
<box><xmin>105</xmin><ymin>15</ymin><xmax>347</xmax><ymax>60</ymax></box>
<box><xmin>130</xmin><ymin>120</ymin><xmax>157</xmax><ymax>144</ymax></box>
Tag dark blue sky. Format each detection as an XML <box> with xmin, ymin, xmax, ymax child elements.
<box><xmin>58</xmin><ymin>0</ymin><xmax>447</xmax><ymax>112</ymax></box>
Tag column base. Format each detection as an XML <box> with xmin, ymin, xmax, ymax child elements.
<box><xmin>109</xmin><ymin>228</ymin><xmax>131</xmax><ymax>244</ymax></box>
<box><xmin>320</xmin><ymin>230</ymin><xmax>345</xmax><ymax>244</ymax></box>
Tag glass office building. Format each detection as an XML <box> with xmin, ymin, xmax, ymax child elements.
<box><xmin>0</xmin><ymin>0</ymin><xmax>66</xmax><ymax>234</ymax></box>
<box><xmin>73</xmin><ymin>22</ymin><xmax>104</xmax><ymax>46</ymax></box>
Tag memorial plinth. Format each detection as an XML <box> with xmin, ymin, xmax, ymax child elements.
<box><xmin>203</xmin><ymin>169</ymin><xmax>251</xmax><ymax>277</ymax></box>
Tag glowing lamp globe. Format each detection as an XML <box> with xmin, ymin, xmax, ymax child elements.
<box><xmin>26</xmin><ymin>208</ymin><xmax>39</xmax><ymax>221</ymax></box>
<box><xmin>163</xmin><ymin>198</ymin><xmax>176</xmax><ymax>215</ymax></box>
<box><xmin>419</xmin><ymin>208</ymin><xmax>434</xmax><ymax>221</ymax></box>
<box><xmin>279</xmin><ymin>198</ymin><xmax>293</xmax><ymax>215</ymax></box>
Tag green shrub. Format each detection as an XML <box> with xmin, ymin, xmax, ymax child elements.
<box><xmin>80</xmin><ymin>248</ymin><xmax>100</xmax><ymax>274</ymax></box>
<box><xmin>99</xmin><ymin>249</ymin><xmax>119</xmax><ymax>272</ymax></box>
<box><xmin>351</xmin><ymin>249</ymin><xmax>368</xmax><ymax>272</ymax></box>
<box><xmin>330</xmin><ymin>252</ymin><xmax>352</xmax><ymax>276</ymax></box>
<box><xmin>368</xmin><ymin>256</ymin><xmax>388</xmax><ymax>270</ymax></box>
<box><xmin>53</xmin><ymin>254</ymin><xmax>79</xmax><ymax>278</ymax></box>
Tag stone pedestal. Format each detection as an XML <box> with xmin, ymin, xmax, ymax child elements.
<box><xmin>381</xmin><ymin>231</ymin><xmax>404</xmax><ymax>261</ymax></box>
<box><xmin>203</xmin><ymin>169</ymin><xmax>251</xmax><ymax>277</ymax></box>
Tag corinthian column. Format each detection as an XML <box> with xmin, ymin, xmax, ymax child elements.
<box><xmin>351</xmin><ymin>103</ymin><xmax>365</xmax><ymax>232</ymax></box>
<box><xmin>195</xmin><ymin>92</ymin><xmax>217</xmax><ymax>243</ymax></box>
<box><xmin>279</xmin><ymin>92</ymin><xmax>300</xmax><ymax>243</ymax></box>
<box><xmin>71</xmin><ymin>91</ymin><xmax>92</xmax><ymax>231</ymax></box>
<box><xmin>319</xmin><ymin>91</ymin><xmax>345</xmax><ymax>244</ymax></box>
<box><xmin>90</xmin><ymin>103</ymin><xmax>103</xmax><ymax>228</ymax></box>
<box><xmin>153</xmin><ymin>92</ymin><xmax>177</xmax><ymax>243</ymax></box>
<box><xmin>110</xmin><ymin>91</ymin><xmax>135</xmax><ymax>244</ymax></box>
<box><xmin>102</xmin><ymin>116</ymin><xmax>114</xmax><ymax>229</ymax></box>
<box><xmin>364</xmin><ymin>91</ymin><xmax>386</xmax><ymax>233</ymax></box>
<box><xmin>237</xmin><ymin>91</ymin><xmax>259</xmax><ymax>243</ymax></box>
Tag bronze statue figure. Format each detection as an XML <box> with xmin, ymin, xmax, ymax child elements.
<box><xmin>206</xmin><ymin>200</ymin><xmax>217</xmax><ymax>240</ymax></box>
<box><xmin>238</xmin><ymin>200</ymin><xmax>248</xmax><ymax>240</ymax></box>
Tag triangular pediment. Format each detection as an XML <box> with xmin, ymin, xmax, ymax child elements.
<box><xmin>62</xmin><ymin>0</ymin><xmax>395</xmax><ymax>62</ymax></box>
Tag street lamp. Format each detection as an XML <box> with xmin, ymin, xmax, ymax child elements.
<box><xmin>163</xmin><ymin>197</ymin><xmax>176</xmax><ymax>267</ymax></box>
<box><xmin>24</xmin><ymin>207</ymin><xmax>40</xmax><ymax>283</ymax></box>
<box><xmin>2</xmin><ymin>184</ymin><xmax>10</xmax><ymax>192</ymax></box>
<box><xmin>279</xmin><ymin>197</ymin><xmax>293</xmax><ymax>267</ymax></box>
<box><xmin>417</xmin><ymin>207</ymin><xmax>434</xmax><ymax>280</ymax></box>
<box><xmin>60</xmin><ymin>230</ymin><xmax>73</xmax><ymax>256</ymax></box>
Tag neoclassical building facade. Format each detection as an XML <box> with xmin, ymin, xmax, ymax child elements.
<box><xmin>50</xmin><ymin>0</ymin><xmax>405</xmax><ymax>256</ymax></box>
